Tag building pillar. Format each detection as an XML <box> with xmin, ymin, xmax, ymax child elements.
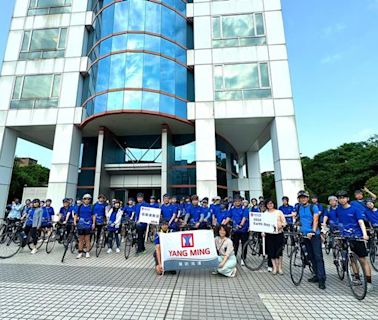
<box><xmin>270</xmin><ymin>116</ymin><xmax>304</xmax><ymax>204</ymax></box>
<box><xmin>0</xmin><ymin>127</ymin><xmax>18</xmax><ymax>218</ymax></box>
<box><xmin>93</xmin><ymin>128</ymin><xmax>105</xmax><ymax>200</ymax></box>
<box><xmin>195</xmin><ymin>119</ymin><xmax>217</xmax><ymax>199</ymax></box>
<box><xmin>161</xmin><ymin>125</ymin><xmax>169</xmax><ymax>198</ymax></box>
<box><xmin>47</xmin><ymin>124</ymin><xmax>82</xmax><ymax>208</ymax></box>
<box><xmin>225</xmin><ymin>155</ymin><xmax>233</xmax><ymax>198</ymax></box>
<box><xmin>247</xmin><ymin>151</ymin><xmax>263</xmax><ymax>199</ymax></box>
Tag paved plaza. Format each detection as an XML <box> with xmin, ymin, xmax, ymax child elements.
<box><xmin>0</xmin><ymin>243</ymin><xmax>377</xmax><ymax>320</ymax></box>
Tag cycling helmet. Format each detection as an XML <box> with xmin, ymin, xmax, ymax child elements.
<box><xmin>82</xmin><ymin>194</ymin><xmax>92</xmax><ymax>199</ymax></box>
<box><xmin>328</xmin><ymin>195</ymin><xmax>337</xmax><ymax>202</ymax></box>
<box><xmin>136</xmin><ymin>192</ymin><xmax>144</xmax><ymax>198</ymax></box>
<box><xmin>366</xmin><ymin>198</ymin><xmax>376</xmax><ymax>204</ymax></box>
<box><xmin>63</xmin><ymin>198</ymin><xmax>70</xmax><ymax>203</ymax></box>
<box><xmin>32</xmin><ymin>199</ymin><xmax>40</xmax><ymax>203</ymax></box>
<box><xmin>282</xmin><ymin>196</ymin><xmax>289</xmax><ymax>201</ymax></box>
<box><xmin>336</xmin><ymin>190</ymin><xmax>348</xmax><ymax>198</ymax></box>
<box><xmin>297</xmin><ymin>190</ymin><xmax>309</xmax><ymax>198</ymax></box>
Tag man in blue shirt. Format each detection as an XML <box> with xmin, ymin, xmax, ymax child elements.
<box><xmin>134</xmin><ymin>193</ymin><xmax>149</xmax><ymax>254</ymax></box>
<box><xmin>210</xmin><ymin>196</ymin><xmax>222</xmax><ymax>227</ymax></box>
<box><xmin>224</xmin><ymin>195</ymin><xmax>249</xmax><ymax>266</ymax></box>
<box><xmin>294</xmin><ymin>190</ymin><xmax>326</xmax><ymax>289</ymax></box>
<box><xmin>183</xmin><ymin>195</ymin><xmax>204</xmax><ymax>229</ymax></box>
<box><xmin>150</xmin><ymin>196</ymin><xmax>159</xmax><ymax>209</ymax></box>
<box><xmin>279</xmin><ymin>196</ymin><xmax>294</xmax><ymax>227</ymax></box>
<box><xmin>323</xmin><ymin>196</ymin><xmax>339</xmax><ymax>230</ymax></box>
<box><xmin>335</xmin><ymin>190</ymin><xmax>372</xmax><ymax>292</ymax></box>
<box><xmin>351</xmin><ymin>188</ymin><xmax>377</xmax><ymax>217</ymax></box>
<box><xmin>161</xmin><ymin>194</ymin><xmax>178</xmax><ymax>231</ymax></box>
<box><xmin>93</xmin><ymin>194</ymin><xmax>107</xmax><ymax>245</ymax></box>
<box><xmin>311</xmin><ymin>194</ymin><xmax>324</xmax><ymax>223</ymax></box>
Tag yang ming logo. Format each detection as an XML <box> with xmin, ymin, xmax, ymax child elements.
<box><xmin>181</xmin><ymin>233</ymin><xmax>194</xmax><ymax>248</ymax></box>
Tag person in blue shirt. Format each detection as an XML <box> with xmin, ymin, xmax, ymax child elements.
<box><xmin>57</xmin><ymin>198</ymin><xmax>73</xmax><ymax>241</ymax></box>
<box><xmin>93</xmin><ymin>194</ymin><xmax>107</xmax><ymax>245</ymax></box>
<box><xmin>351</xmin><ymin>188</ymin><xmax>377</xmax><ymax>217</ymax></box>
<box><xmin>365</xmin><ymin>199</ymin><xmax>378</xmax><ymax>227</ymax></box>
<box><xmin>150</xmin><ymin>196</ymin><xmax>159</xmax><ymax>209</ymax></box>
<box><xmin>311</xmin><ymin>195</ymin><xmax>324</xmax><ymax>223</ymax></box>
<box><xmin>279</xmin><ymin>196</ymin><xmax>294</xmax><ymax>226</ymax></box>
<box><xmin>183</xmin><ymin>195</ymin><xmax>204</xmax><ymax>229</ymax></box>
<box><xmin>335</xmin><ymin>190</ymin><xmax>372</xmax><ymax>292</ymax></box>
<box><xmin>41</xmin><ymin>199</ymin><xmax>54</xmax><ymax>229</ymax></box>
<box><xmin>74</xmin><ymin>194</ymin><xmax>95</xmax><ymax>259</ymax></box>
<box><xmin>106</xmin><ymin>200</ymin><xmax>123</xmax><ymax>254</ymax></box>
<box><xmin>210</xmin><ymin>196</ymin><xmax>222</xmax><ymax>227</ymax></box>
<box><xmin>134</xmin><ymin>193</ymin><xmax>149</xmax><ymax>254</ymax></box>
<box><xmin>251</xmin><ymin>198</ymin><xmax>260</xmax><ymax>213</ymax></box>
<box><xmin>160</xmin><ymin>194</ymin><xmax>178</xmax><ymax>231</ymax></box>
<box><xmin>293</xmin><ymin>190</ymin><xmax>326</xmax><ymax>289</ymax></box>
<box><xmin>201</xmin><ymin>197</ymin><xmax>212</xmax><ymax>228</ymax></box>
<box><xmin>23</xmin><ymin>199</ymin><xmax>43</xmax><ymax>254</ymax></box>
<box><xmin>8</xmin><ymin>198</ymin><xmax>23</xmax><ymax>221</ymax></box>
<box><xmin>123</xmin><ymin>198</ymin><xmax>136</xmax><ymax>220</ymax></box>
<box><xmin>154</xmin><ymin>220</ymin><xmax>176</xmax><ymax>275</ymax></box>
<box><xmin>224</xmin><ymin>195</ymin><xmax>249</xmax><ymax>266</ymax></box>
<box><xmin>322</xmin><ymin>196</ymin><xmax>339</xmax><ymax>230</ymax></box>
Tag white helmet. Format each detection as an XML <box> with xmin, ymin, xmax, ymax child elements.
<box><xmin>82</xmin><ymin>194</ymin><xmax>92</xmax><ymax>199</ymax></box>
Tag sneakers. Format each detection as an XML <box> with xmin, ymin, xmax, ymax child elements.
<box><xmin>116</xmin><ymin>248</ymin><xmax>121</xmax><ymax>253</ymax></box>
<box><xmin>240</xmin><ymin>260</ymin><xmax>245</xmax><ymax>266</ymax></box>
<box><xmin>76</xmin><ymin>253</ymin><xmax>82</xmax><ymax>259</ymax></box>
<box><xmin>267</xmin><ymin>267</ymin><xmax>273</xmax><ymax>272</ymax></box>
<box><xmin>121</xmin><ymin>238</ymin><xmax>125</xmax><ymax>243</ymax></box>
<box><xmin>230</xmin><ymin>268</ymin><xmax>237</xmax><ymax>278</ymax></box>
<box><xmin>211</xmin><ymin>271</ymin><xmax>218</xmax><ymax>275</ymax></box>
<box><xmin>30</xmin><ymin>248</ymin><xmax>38</xmax><ymax>254</ymax></box>
<box><xmin>107</xmin><ymin>248</ymin><xmax>112</xmax><ymax>254</ymax></box>
<box><xmin>367</xmin><ymin>283</ymin><xmax>374</xmax><ymax>293</ymax></box>
<box><xmin>308</xmin><ymin>276</ymin><xmax>319</xmax><ymax>283</ymax></box>
<box><xmin>85</xmin><ymin>252</ymin><xmax>90</xmax><ymax>258</ymax></box>
<box><xmin>319</xmin><ymin>281</ymin><xmax>326</xmax><ymax>290</ymax></box>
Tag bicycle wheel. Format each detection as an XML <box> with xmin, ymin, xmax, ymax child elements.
<box><xmin>90</xmin><ymin>231</ymin><xmax>96</xmax><ymax>251</ymax></box>
<box><xmin>333</xmin><ymin>246</ymin><xmax>345</xmax><ymax>280</ymax></box>
<box><xmin>289</xmin><ymin>246</ymin><xmax>304</xmax><ymax>286</ymax></box>
<box><xmin>46</xmin><ymin>229</ymin><xmax>57</xmax><ymax>254</ymax></box>
<box><xmin>347</xmin><ymin>252</ymin><xmax>367</xmax><ymax>300</ymax></box>
<box><xmin>0</xmin><ymin>232</ymin><xmax>22</xmax><ymax>259</ymax></box>
<box><xmin>96</xmin><ymin>229</ymin><xmax>105</xmax><ymax>257</ymax></box>
<box><xmin>70</xmin><ymin>234</ymin><xmax>78</xmax><ymax>254</ymax></box>
<box><xmin>0</xmin><ymin>224</ymin><xmax>8</xmax><ymax>244</ymax></box>
<box><xmin>243</xmin><ymin>237</ymin><xmax>265</xmax><ymax>271</ymax></box>
<box><xmin>325</xmin><ymin>233</ymin><xmax>330</xmax><ymax>255</ymax></box>
<box><xmin>124</xmin><ymin>233</ymin><xmax>132</xmax><ymax>259</ymax></box>
<box><xmin>369</xmin><ymin>239</ymin><xmax>378</xmax><ymax>272</ymax></box>
<box><xmin>62</xmin><ymin>231</ymin><xmax>73</xmax><ymax>263</ymax></box>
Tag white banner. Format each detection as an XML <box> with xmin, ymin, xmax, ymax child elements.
<box><xmin>160</xmin><ymin>230</ymin><xmax>219</xmax><ymax>271</ymax></box>
<box><xmin>249</xmin><ymin>212</ymin><xmax>278</xmax><ymax>234</ymax></box>
<box><xmin>139</xmin><ymin>206</ymin><xmax>160</xmax><ymax>225</ymax></box>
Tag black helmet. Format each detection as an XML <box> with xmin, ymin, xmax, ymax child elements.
<box><xmin>297</xmin><ymin>190</ymin><xmax>309</xmax><ymax>198</ymax></box>
<box><xmin>366</xmin><ymin>198</ymin><xmax>375</xmax><ymax>204</ymax></box>
<box><xmin>163</xmin><ymin>194</ymin><xmax>170</xmax><ymax>198</ymax></box>
<box><xmin>32</xmin><ymin>198</ymin><xmax>40</xmax><ymax>203</ymax></box>
<box><xmin>63</xmin><ymin>198</ymin><xmax>70</xmax><ymax>203</ymax></box>
<box><xmin>336</xmin><ymin>190</ymin><xmax>349</xmax><ymax>198</ymax></box>
<box><xmin>136</xmin><ymin>193</ymin><xmax>144</xmax><ymax>198</ymax></box>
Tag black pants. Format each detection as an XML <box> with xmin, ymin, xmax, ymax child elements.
<box><xmin>136</xmin><ymin>224</ymin><xmax>146</xmax><ymax>252</ymax></box>
<box><xmin>232</xmin><ymin>232</ymin><xmax>249</xmax><ymax>260</ymax></box>
<box><xmin>24</xmin><ymin>226</ymin><xmax>37</xmax><ymax>246</ymax></box>
<box><xmin>108</xmin><ymin>230</ymin><xmax>120</xmax><ymax>249</ymax></box>
<box><xmin>96</xmin><ymin>225</ymin><xmax>103</xmax><ymax>243</ymax></box>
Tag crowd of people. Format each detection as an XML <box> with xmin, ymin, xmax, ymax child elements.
<box><xmin>4</xmin><ymin>186</ymin><xmax>378</xmax><ymax>292</ymax></box>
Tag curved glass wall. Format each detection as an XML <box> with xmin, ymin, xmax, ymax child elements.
<box><xmin>83</xmin><ymin>0</ymin><xmax>193</xmax><ymax>119</ymax></box>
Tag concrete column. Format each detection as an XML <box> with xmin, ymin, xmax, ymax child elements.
<box><xmin>0</xmin><ymin>127</ymin><xmax>18</xmax><ymax>218</ymax></box>
<box><xmin>225</xmin><ymin>155</ymin><xmax>233</xmax><ymax>198</ymax></box>
<box><xmin>195</xmin><ymin>119</ymin><xmax>217</xmax><ymax>199</ymax></box>
<box><xmin>270</xmin><ymin>116</ymin><xmax>304</xmax><ymax>204</ymax></box>
<box><xmin>47</xmin><ymin>124</ymin><xmax>82</xmax><ymax>208</ymax></box>
<box><xmin>161</xmin><ymin>125</ymin><xmax>168</xmax><ymax>199</ymax></box>
<box><xmin>93</xmin><ymin>128</ymin><xmax>105</xmax><ymax>200</ymax></box>
<box><xmin>247</xmin><ymin>151</ymin><xmax>263</xmax><ymax>199</ymax></box>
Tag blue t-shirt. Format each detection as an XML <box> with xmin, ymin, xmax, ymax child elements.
<box><xmin>108</xmin><ymin>208</ymin><xmax>121</xmax><ymax>231</ymax></box>
<box><xmin>161</xmin><ymin>204</ymin><xmax>175</xmax><ymax>221</ymax></box>
<box><xmin>364</xmin><ymin>208</ymin><xmax>378</xmax><ymax>226</ymax></box>
<box><xmin>75</xmin><ymin>204</ymin><xmax>94</xmax><ymax>230</ymax></box>
<box><xmin>351</xmin><ymin>200</ymin><xmax>367</xmax><ymax>219</ymax></box>
<box><xmin>279</xmin><ymin>205</ymin><xmax>294</xmax><ymax>224</ymax></box>
<box><xmin>324</xmin><ymin>206</ymin><xmax>338</xmax><ymax>226</ymax></box>
<box><xmin>210</xmin><ymin>204</ymin><xmax>221</xmax><ymax>221</ymax></box>
<box><xmin>154</xmin><ymin>232</ymin><xmax>160</xmax><ymax>245</ymax></box>
<box><xmin>150</xmin><ymin>202</ymin><xmax>159</xmax><ymax>209</ymax></box>
<box><xmin>41</xmin><ymin>207</ymin><xmax>52</xmax><ymax>225</ymax></box>
<box><xmin>93</xmin><ymin>202</ymin><xmax>107</xmax><ymax>225</ymax></box>
<box><xmin>251</xmin><ymin>206</ymin><xmax>260</xmax><ymax>213</ymax></box>
<box><xmin>336</xmin><ymin>205</ymin><xmax>363</xmax><ymax>237</ymax></box>
<box><xmin>186</xmin><ymin>204</ymin><xmax>203</xmax><ymax>224</ymax></box>
<box><xmin>298</xmin><ymin>204</ymin><xmax>320</xmax><ymax>235</ymax></box>
<box><xmin>202</xmin><ymin>206</ymin><xmax>211</xmax><ymax>221</ymax></box>
<box><xmin>59</xmin><ymin>206</ymin><xmax>71</xmax><ymax>222</ymax></box>
<box><xmin>228</xmin><ymin>206</ymin><xmax>249</xmax><ymax>233</ymax></box>
<box><xmin>26</xmin><ymin>208</ymin><xmax>37</xmax><ymax>227</ymax></box>
<box><xmin>134</xmin><ymin>202</ymin><xmax>149</xmax><ymax>227</ymax></box>
<box><xmin>123</xmin><ymin>205</ymin><xmax>135</xmax><ymax>219</ymax></box>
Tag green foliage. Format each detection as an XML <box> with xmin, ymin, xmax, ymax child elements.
<box><xmin>262</xmin><ymin>173</ymin><xmax>276</xmax><ymax>201</ymax></box>
<box><xmin>365</xmin><ymin>176</ymin><xmax>378</xmax><ymax>195</ymax></box>
<box><xmin>8</xmin><ymin>163</ymin><xmax>50</xmax><ymax>202</ymax></box>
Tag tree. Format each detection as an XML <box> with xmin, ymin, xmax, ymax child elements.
<box><xmin>365</xmin><ymin>176</ymin><xmax>378</xmax><ymax>196</ymax></box>
<box><xmin>8</xmin><ymin>163</ymin><xmax>50</xmax><ymax>202</ymax></box>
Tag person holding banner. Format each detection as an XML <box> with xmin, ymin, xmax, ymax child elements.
<box><xmin>225</xmin><ymin>195</ymin><xmax>249</xmax><ymax>266</ymax></box>
<box><xmin>153</xmin><ymin>220</ymin><xmax>176</xmax><ymax>275</ymax></box>
<box><xmin>264</xmin><ymin>199</ymin><xmax>287</xmax><ymax>275</ymax></box>
<box><xmin>134</xmin><ymin>193</ymin><xmax>149</xmax><ymax>255</ymax></box>
<box><xmin>213</xmin><ymin>225</ymin><xmax>237</xmax><ymax>277</ymax></box>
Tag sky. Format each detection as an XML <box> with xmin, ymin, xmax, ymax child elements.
<box><xmin>0</xmin><ymin>0</ymin><xmax>377</xmax><ymax>170</ymax></box>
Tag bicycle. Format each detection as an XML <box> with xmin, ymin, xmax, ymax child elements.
<box><xmin>0</xmin><ymin>220</ymin><xmax>27</xmax><ymax>259</ymax></box>
<box><xmin>367</xmin><ymin>227</ymin><xmax>378</xmax><ymax>272</ymax></box>
<box><xmin>124</xmin><ymin>220</ymin><xmax>137</xmax><ymax>259</ymax></box>
<box><xmin>95</xmin><ymin>225</ymin><xmax>107</xmax><ymax>257</ymax></box>
<box><xmin>332</xmin><ymin>230</ymin><xmax>368</xmax><ymax>300</ymax></box>
<box><xmin>242</xmin><ymin>231</ymin><xmax>265</xmax><ymax>271</ymax></box>
<box><xmin>289</xmin><ymin>232</ymin><xmax>314</xmax><ymax>286</ymax></box>
<box><xmin>61</xmin><ymin>226</ymin><xmax>77</xmax><ymax>263</ymax></box>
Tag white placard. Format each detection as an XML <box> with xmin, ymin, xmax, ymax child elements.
<box><xmin>249</xmin><ymin>211</ymin><xmax>278</xmax><ymax>234</ymax></box>
<box><xmin>160</xmin><ymin>230</ymin><xmax>219</xmax><ymax>271</ymax></box>
<box><xmin>139</xmin><ymin>206</ymin><xmax>160</xmax><ymax>225</ymax></box>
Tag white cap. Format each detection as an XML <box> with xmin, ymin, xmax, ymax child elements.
<box><xmin>82</xmin><ymin>194</ymin><xmax>92</xmax><ymax>199</ymax></box>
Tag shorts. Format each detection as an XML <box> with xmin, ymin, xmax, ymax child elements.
<box><xmin>349</xmin><ymin>240</ymin><xmax>368</xmax><ymax>258</ymax></box>
<box><xmin>78</xmin><ymin>229</ymin><xmax>92</xmax><ymax>236</ymax></box>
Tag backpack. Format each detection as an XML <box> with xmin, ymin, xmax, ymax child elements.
<box><xmin>295</xmin><ymin>203</ymin><xmax>322</xmax><ymax>230</ymax></box>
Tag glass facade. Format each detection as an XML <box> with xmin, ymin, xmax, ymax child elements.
<box><xmin>28</xmin><ymin>0</ymin><xmax>72</xmax><ymax>15</ymax></box>
<box><xmin>83</xmin><ymin>0</ymin><xmax>194</xmax><ymax>119</ymax></box>
<box><xmin>212</xmin><ymin>13</ymin><xmax>266</xmax><ymax>48</ymax></box>
<box><xmin>20</xmin><ymin>28</ymin><xmax>67</xmax><ymax>60</ymax></box>
<box><xmin>214</xmin><ymin>63</ymin><xmax>271</xmax><ymax>101</ymax></box>
<box><xmin>10</xmin><ymin>74</ymin><xmax>61</xmax><ymax>109</ymax></box>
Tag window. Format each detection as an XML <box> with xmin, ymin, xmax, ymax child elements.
<box><xmin>28</xmin><ymin>0</ymin><xmax>72</xmax><ymax>16</ymax></box>
<box><xmin>20</xmin><ymin>28</ymin><xmax>67</xmax><ymax>60</ymax></box>
<box><xmin>11</xmin><ymin>74</ymin><xmax>61</xmax><ymax>109</ymax></box>
<box><xmin>214</xmin><ymin>63</ymin><xmax>271</xmax><ymax>101</ymax></box>
<box><xmin>212</xmin><ymin>13</ymin><xmax>266</xmax><ymax>48</ymax></box>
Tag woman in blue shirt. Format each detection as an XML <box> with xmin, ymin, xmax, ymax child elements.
<box><xmin>23</xmin><ymin>199</ymin><xmax>43</xmax><ymax>254</ymax></box>
<box><xmin>365</xmin><ymin>199</ymin><xmax>378</xmax><ymax>227</ymax></box>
